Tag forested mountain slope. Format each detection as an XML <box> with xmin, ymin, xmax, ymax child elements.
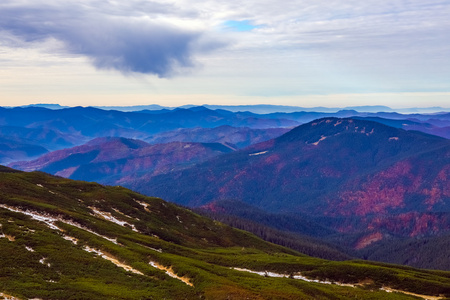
<box><xmin>141</xmin><ymin>118</ymin><xmax>450</xmax><ymax>246</ymax></box>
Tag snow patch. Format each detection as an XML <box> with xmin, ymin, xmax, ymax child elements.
<box><xmin>312</xmin><ymin>136</ymin><xmax>327</xmax><ymax>146</ymax></box>
<box><xmin>232</xmin><ymin>268</ymin><xmax>354</xmax><ymax>287</ymax></box>
<box><xmin>72</xmin><ymin>225</ymin><xmax>118</xmax><ymax>244</ymax></box>
<box><xmin>25</xmin><ymin>246</ymin><xmax>34</xmax><ymax>252</ymax></box>
<box><xmin>147</xmin><ymin>246</ymin><xmax>163</xmax><ymax>253</ymax></box>
<box><xmin>36</xmin><ymin>184</ymin><xmax>44</xmax><ymax>188</ymax></box>
<box><xmin>39</xmin><ymin>258</ymin><xmax>51</xmax><ymax>267</ymax></box>
<box><xmin>83</xmin><ymin>246</ymin><xmax>143</xmax><ymax>275</ymax></box>
<box><xmin>136</xmin><ymin>200</ymin><xmax>151</xmax><ymax>212</ymax></box>
<box><xmin>112</xmin><ymin>208</ymin><xmax>139</xmax><ymax>221</ymax></box>
<box><xmin>380</xmin><ymin>287</ymin><xmax>443</xmax><ymax>300</ymax></box>
<box><xmin>0</xmin><ymin>231</ymin><xmax>15</xmax><ymax>242</ymax></box>
<box><xmin>62</xmin><ymin>235</ymin><xmax>78</xmax><ymax>245</ymax></box>
<box><xmin>0</xmin><ymin>205</ymin><xmax>61</xmax><ymax>231</ymax></box>
<box><xmin>4</xmin><ymin>235</ymin><xmax>15</xmax><ymax>242</ymax></box>
<box><xmin>232</xmin><ymin>268</ymin><xmax>442</xmax><ymax>299</ymax></box>
<box><xmin>249</xmin><ymin>151</ymin><xmax>268</xmax><ymax>156</ymax></box>
<box><xmin>389</xmin><ymin>137</ymin><xmax>399</xmax><ymax>141</ymax></box>
<box><xmin>0</xmin><ymin>292</ymin><xmax>21</xmax><ymax>300</ymax></box>
<box><xmin>149</xmin><ymin>261</ymin><xmax>193</xmax><ymax>286</ymax></box>
<box><xmin>90</xmin><ymin>207</ymin><xmax>127</xmax><ymax>226</ymax></box>
<box><xmin>90</xmin><ymin>207</ymin><xmax>138</xmax><ymax>232</ymax></box>
<box><xmin>0</xmin><ymin>204</ymin><xmax>118</xmax><ymax>244</ymax></box>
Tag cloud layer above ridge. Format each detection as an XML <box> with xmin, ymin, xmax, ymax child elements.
<box><xmin>0</xmin><ymin>1</ymin><xmax>223</xmax><ymax>77</ymax></box>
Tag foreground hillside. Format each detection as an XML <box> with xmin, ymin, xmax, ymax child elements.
<box><xmin>2</xmin><ymin>167</ymin><xmax>450</xmax><ymax>299</ymax></box>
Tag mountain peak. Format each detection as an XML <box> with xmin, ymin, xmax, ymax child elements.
<box><xmin>276</xmin><ymin>117</ymin><xmax>444</xmax><ymax>146</ymax></box>
<box><xmin>187</xmin><ymin>106</ymin><xmax>211</xmax><ymax>112</ymax></box>
<box><xmin>276</xmin><ymin>118</ymin><xmax>378</xmax><ymax>144</ymax></box>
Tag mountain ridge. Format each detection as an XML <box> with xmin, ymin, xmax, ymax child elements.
<box><xmin>10</xmin><ymin>138</ymin><xmax>234</xmax><ymax>185</ymax></box>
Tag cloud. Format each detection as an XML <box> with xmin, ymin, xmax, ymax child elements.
<box><xmin>0</xmin><ymin>1</ymin><xmax>223</xmax><ymax>77</ymax></box>
<box><xmin>1</xmin><ymin>0</ymin><xmax>449</xmax><ymax>102</ymax></box>
<box><xmin>178</xmin><ymin>0</ymin><xmax>450</xmax><ymax>94</ymax></box>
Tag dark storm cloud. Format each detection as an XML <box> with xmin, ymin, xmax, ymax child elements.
<box><xmin>0</xmin><ymin>2</ymin><xmax>222</xmax><ymax>77</ymax></box>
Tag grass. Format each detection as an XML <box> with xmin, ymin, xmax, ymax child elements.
<box><xmin>0</xmin><ymin>167</ymin><xmax>450</xmax><ymax>299</ymax></box>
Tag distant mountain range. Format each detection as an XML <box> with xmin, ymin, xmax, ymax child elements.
<box><xmin>0</xmin><ymin>106</ymin><xmax>300</xmax><ymax>162</ymax></box>
<box><xmin>0</xmin><ymin>106</ymin><xmax>448</xmax><ymax>159</ymax></box>
<box><xmin>13</xmin><ymin>103</ymin><xmax>450</xmax><ymax>113</ymax></box>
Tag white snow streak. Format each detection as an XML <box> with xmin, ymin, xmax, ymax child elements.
<box><xmin>232</xmin><ymin>268</ymin><xmax>442</xmax><ymax>299</ymax></box>
<box><xmin>39</xmin><ymin>258</ymin><xmax>50</xmax><ymax>267</ymax></box>
<box><xmin>90</xmin><ymin>207</ymin><xmax>138</xmax><ymax>232</ymax></box>
<box><xmin>249</xmin><ymin>151</ymin><xmax>268</xmax><ymax>156</ymax></box>
<box><xmin>0</xmin><ymin>204</ymin><xmax>118</xmax><ymax>244</ymax></box>
<box><xmin>0</xmin><ymin>292</ymin><xmax>21</xmax><ymax>300</ymax></box>
<box><xmin>62</xmin><ymin>235</ymin><xmax>78</xmax><ymax>245</ymax></box>
<box><xmin>0</xmin><ymin>204</ymin><xmax>61</xmax><ymax>231</ymax></box>
<box><xmin>312</xmin><ymin>136</ymin><xmax>327</xmax><ymax>146</ymax></box>
<box><xmin>136</xmin><ymin>200</ymin><xmax>151</xmax><ymax>212</ymax></box>
<box><xmin>232</xmin><ymin>268</ymin><xmax>354</xmax><ymax>287</ymax></box>
<box><xmin>149</xmin><ymin>261</ymin><xmax>193</xmax><ymax>286</ymax></box>
<box><xmin>83</xmin><ymin>246</ymin><xmax>143</xmax><ymax>275</ymax></box>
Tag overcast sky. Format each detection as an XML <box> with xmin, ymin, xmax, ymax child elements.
<box><xmin>0</xmin><ymin>0</ymin><xmax>449</xmax><ymax>108</ymax></box>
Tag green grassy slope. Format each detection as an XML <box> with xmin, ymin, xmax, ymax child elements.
<box><xmin>1</xmin><ymin>166</ymin><xmax>450</xmax><ymax>299</ymax></box>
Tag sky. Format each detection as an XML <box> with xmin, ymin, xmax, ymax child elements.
<box><xmin>0</xmin><ymin>0</ymin><xmax>449</xmax><ymax>109</ymax></box>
